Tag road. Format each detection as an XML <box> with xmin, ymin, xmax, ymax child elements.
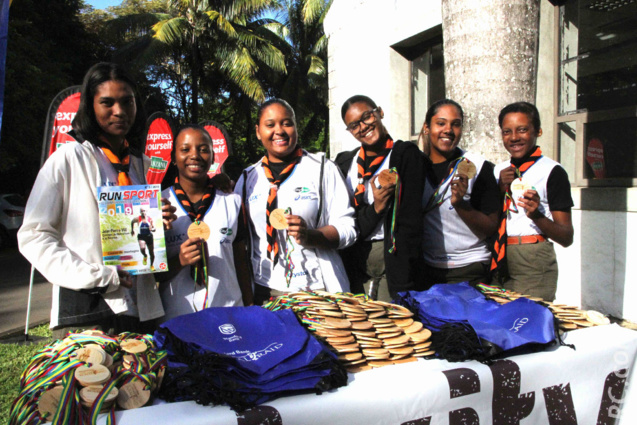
<box><xmin>0</xmin><ymin>247</ymin><xmax>51</xmax><ymax>337</ymax></box>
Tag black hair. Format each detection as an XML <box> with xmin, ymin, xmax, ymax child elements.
<box><xmin>72</xmin><ymin>62</ymin><xmax>147</xmax><ymax>153</ymax></box>
<box><xmin>340</xmin><ymin>95</ymin><xmax>378</xmax><ymax>121</ymax></box>
<box><xmin>256</xmin><ymin>98</ymin><xmax>296</xmax><ymax>125</ymax></box>
<box><xmin>498</xmin><ymin>101</ymin><xmax>541</xmax><ymax>130</ymax></box>
<box><xmin>420</xmin><ymin>99</ymin><xmax>464</xmax><ymax>156</ymax></box>
<box><xmin>171</xmin><ymin>124</ymin><xmax>214</xmax><ymax>163</ymax></box>
<box><xmin>424</xmin><ymin>98</ymin><xmax>464</xmax><ymax>127</ymax></box>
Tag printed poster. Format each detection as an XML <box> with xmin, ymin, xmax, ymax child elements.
<box><xmin>98</xmin><ymin>184</ymin><xmax>168</xmax><ymax>275</ymax></box>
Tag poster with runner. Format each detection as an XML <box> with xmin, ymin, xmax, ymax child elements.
<box><xmin>97</xmin><ymin>184</ymin><xmax>168</xmax><ymax>275</ymax></box>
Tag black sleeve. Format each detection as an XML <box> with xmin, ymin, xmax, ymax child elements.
<box><xmin>547</xmin><ymin>166</ymin><xmax>574</xmax><ymax>211</ymax></box>
<box><xmin>469</xmin><ymin>161</ymin><xmax>500</xmax><ymax>215</ymax></box>
<box><xmin>234</xmin><ymin>206</ymin><xmax>247</xmax><ymax>243</ymax></box>
<box><xmin>357</xmin><ymin>204</ymin><xmax>385</xmax><ymax>240</ymax></box>
<box><xmin>384</xmin><ymin>141</ymin><xmax>427</xmax><ymax>295</ymax></box>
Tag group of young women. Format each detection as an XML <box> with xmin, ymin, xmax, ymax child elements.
<box><xmin>18</xmin><ymin>62</ymin><xmax>574</xmax><ymax>335</ymax></box>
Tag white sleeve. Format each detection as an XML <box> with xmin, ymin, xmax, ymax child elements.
<box><xmin>321</xmin><ymin>159</ymin><xmax>358</xmax><ymax>249</ymax></box>
<box><xmin>17</xmin><ymin>157</ymin><xmax>120</xmax><ymax>292</ymax></box>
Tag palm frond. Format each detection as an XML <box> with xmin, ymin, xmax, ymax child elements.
<box><xmin>152</xmin><ymin>17</ymin><xmax>190</xmax><ymax>44</ymax></box>
<box><xmin>106</xmin><ymin>13</ymin><xmax>169</xmax><ymax>36</ymax></box>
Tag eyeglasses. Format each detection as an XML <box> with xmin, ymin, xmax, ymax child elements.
<box><xmin>345</xmin><ymin>108</ymin><xmax>379</xmax><ymax>133</ymax></box>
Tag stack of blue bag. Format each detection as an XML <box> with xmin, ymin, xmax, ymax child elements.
<box><xmin>395</xmin><ymin>282</ymin><xmax>559</xmax><ymax>362</ymax></box>
<box><xmin>155</xmin><ymin>306</ymin><xmax>347</xmax><ymax>411</ymax></box>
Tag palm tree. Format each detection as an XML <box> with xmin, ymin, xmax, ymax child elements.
<box><xmin>265</xmin><ymin>0</ymin><xmax>332</xmax><ymax>152</ymax></box>
<box><xmin>111</xmin><ymin>0</ymin><xmax>287</xmax><ymax>122</ymax></box>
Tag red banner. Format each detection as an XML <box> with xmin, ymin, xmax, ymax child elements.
<box><xmin>41</xmin><ymin>87</ymin><xmax>81</xmax><ymax>164</ymax></box>
<box><xmin>144</xmin><ymin>112</ymin><xmax>174</xmax><ymax>185</ymax></box>
<box><xmin>586</xmin><ymin>137</ymin><xmax>606</xmax><ymax>179</ymax></box>
<box><xmin>201</xmin><ymin>120</ymin><xmax>231</xmax><ymax>177</ymax></box>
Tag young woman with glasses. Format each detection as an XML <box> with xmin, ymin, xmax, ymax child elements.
<box><xmin>335</xmin><ymin>95</ymin><xmax>426</xmax><ymax>300</ymax></box>
<box><xmin>419</xmin><ymin>99</ymin><xmax>500</xmax><ymax>287</ymax></box>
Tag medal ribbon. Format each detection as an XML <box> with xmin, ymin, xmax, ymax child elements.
<box><xmin>261</xmin><ymin>148</ymin><xmax>303</xmax><ymax>266</ymax></box>
<box><xmin>354</xmin><ymin>138</ymin><xmax>393</xmax><ymax>209</ymax></box>
<box><xmin>173</xmin><ymin>176</ymin><xmax>215</xmax><ymax>309</ymax></box>
<box><xmin>490</xmin><ymin>146</ymin><xmax>543</xmax><ymax>282</ymax></box>
<box><xmin>97</xmin><ymin>139</ymin><xmax>132</xmax><ymax>186</ymax></box>
<box><xmin>386</xmin><ymin>168</ymin><xmax>402</xmax><ymax>253</ymax></box>
<box><xmin>9</xmin><ymin>331</ymin><xmax>167</xmax><ymax>425</ymax></box>
<box><xmin>423</xmin><ymin>157</ymin><xmax>465</xmax><ymax>213</ymax></box>
<box><xmin>281</xmin><ymin>207</ymin><xmax>295</xmax><ymax>288</ymax></box>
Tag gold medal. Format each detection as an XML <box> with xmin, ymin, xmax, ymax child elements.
<box><xmin>187</xmin><ymin>221</ymin><xmax>210</xmax><ymax>241</ymax></box>
<box><xmin>377</xmin><ymin>169</ymin><xmax>398</xmax><ymax>187</ymax></box>
<box><xmin>510</xmin><ymin>178</ymin><xmax>534</xmax><ymax>202</ymax></box>
<box><xmin>269</xmin><ymin>208</ymin><xmax>289</xmax><ymax>230</ymax></box>
<box><xmin>456</xmin><ymin>159</ymin><xmax>477</xmax><ymax>179</ymax></box>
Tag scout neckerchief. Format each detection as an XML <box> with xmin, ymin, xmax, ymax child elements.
<box><xmin>262</xmin><ymin>147</ymin><xmax>303</xmax><ymax>266</ymax></box>
<box><xmin>173</xmin><ymin>176</ymin><xmax>215</xmax><ymax>309</ymax></box>
<box><xmin>490</xmin><ymin>146</ymin><xmax>543</xmax><ymax>283</ymax></box>
<box><xmin>354</xmin><ymin>137</ymin><xmax>394</xmax><ymax>209</ymax></box>
<box><xmin>97</xmin><ymin>139</ymin><xmax>133</xmax><ymax>186</ymax></box>
<box><xmin>423</xmin><ymin>150</ymin><xmax>465</xmax><ymax>213</ymax></box>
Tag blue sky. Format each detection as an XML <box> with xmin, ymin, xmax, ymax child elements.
<box><xmin>86</xmin><ymin>0</ymin><xmax>122</xmax><ymax>9</ymax></box>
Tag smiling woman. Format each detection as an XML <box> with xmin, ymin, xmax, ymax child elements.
<box><xmin>420</xmin><ymin>99</ymin><xmax>500</xmax><ymax>288</ymax></box>
<box><xmin>157</xmin><ymin>124</ymin><xmax>253</xmax><ymax>320</ymax></box>
<box><xmin>236</xmin><ymin>98</ymin><xmax>357</xmax><ymax>305</ymax></box>
<box><xmin>335</xmin><ymin>95</ymin><xmax>426</xmax><ymax>301</ymax></box>
<box><xmin>17</xmin><ymin>62</ymin><xmax>177</xmax><ymax>336</ymax></box>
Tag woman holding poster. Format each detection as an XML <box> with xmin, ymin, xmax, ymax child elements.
<box><xmin>158</xmin><ymin>125</ymin><xmax>253</xmax><ymax>320</ymax></box>
<box><xmin>18</xmin><ymin>62</ymin><xmax>175</xmax><ymax>337</ymax></box>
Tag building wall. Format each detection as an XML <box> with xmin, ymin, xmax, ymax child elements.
<box><xmin>325</xmin><ymin>0</ymin><xmax>636</xmax><ymax>321</ymax></box>
<box><xmin>324</xmin><ymin>0</ymin><xmax>441</xmax><ymax>156</ymax></box>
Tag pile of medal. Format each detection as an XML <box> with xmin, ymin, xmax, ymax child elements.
<box><xmin>9</xmin><ymin>330</ymin><xmax>166</xmax><ymax>425</ymax></box>
<box><xmin>264</xmin><ymin>291</ymin><xmax>435</xmax><ymax>373</ymax></box>
<box><xmin>478</xmin><ymin>284</ymin><xmax>611</xmax><ymax>330</ymax></box>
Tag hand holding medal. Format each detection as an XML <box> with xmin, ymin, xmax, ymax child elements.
<box><xmin>511</xmin><ymin>178</ymin><xmax>541</xmax><ymax>219</ymax></box>
<box><xmin>450</xmin><ymin>159</ymin><xmax>474</xmax><ymax>206</ymax></box>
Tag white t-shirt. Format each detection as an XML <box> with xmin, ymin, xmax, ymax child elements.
<box><xmin>343</xmin><ymin>148</ymin><xmax>393</xmax><ymax>241</ymax></box>
<box><xmin>160</xmin><ymin>187</ymin><xmax>243</xmax><ymax>321</ymax></box>
<box><xmin>422</xmin><ymin>150</ymin><xmax>492</xmax><ymax>268</ymax></box>
<box><xmin>494</xmin><ymin>156</ymin><xmax>560</xmax><ymax>237</ymax></box>
<box><xmin>236</xmin><ymin>151</ymin><xmax>356</xmax><ymax>293</ymax></box>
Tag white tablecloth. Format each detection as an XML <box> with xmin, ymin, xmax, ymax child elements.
<box><xmin>100</xmin><ymin>324</ymin><xmax>637</xmax><ymax>425</ymax></box>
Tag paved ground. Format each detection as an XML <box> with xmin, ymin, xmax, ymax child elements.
<box><xmin>0</xmin><ymin>246</ymin><xmax>51</xmax><ymax>337</ymax></box>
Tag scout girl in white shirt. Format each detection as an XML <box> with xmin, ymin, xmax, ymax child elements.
<box><xmin>236</xmin><ymin>99</ymin><xmax>357</xmax><ymax>304</ymax></box>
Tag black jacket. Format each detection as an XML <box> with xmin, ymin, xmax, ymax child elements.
<box><xmin>335</xmin><ymin>140</ymin><xmax>426</xmax><ymax>295</ymax></box>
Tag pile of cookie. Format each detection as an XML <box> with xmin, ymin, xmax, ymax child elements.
<box><xmin>10</xmin><ymin>330</ymin><xmax>166</xmax><ymax>424</ymax></box>
<box><xmin>265</xmin><ymin>292</ymin><xmax>435</xmax><ymax>373</ymax></box>
<box><xmin>479</xmin><ymin>286</ymin><xmax>611</xmax><ymax>331</ymax></box>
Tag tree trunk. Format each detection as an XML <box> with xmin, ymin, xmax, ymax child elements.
<box><xmin>442</xmin><ymin>0</ymin><xmax>540</xmax><ymax>164</ymax></box>
<box><xmin>191</xmin><ymin>34</ymin><xmax>200</xmax><ymax>123</ymax></box>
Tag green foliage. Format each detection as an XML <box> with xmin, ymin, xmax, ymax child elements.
<box><xmin>0</xmin><ymin>0</ymin><xmax>104</xmax><ymax>194</ymax></box>
<box><xmin>0</xmin><ymin>325</ymin><xmax>53</xmax><ymax>425</ymax></box>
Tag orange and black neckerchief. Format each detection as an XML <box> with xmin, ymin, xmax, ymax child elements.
<box><xmin>261</xmin><ymin>147</ymin><xmax>303</xmax><ymax>265</ymax></box>
<box><xmin>354</xmin><ymin>137</ymin><xmax>394</xmax><ymax>209</ymax></box>
<box><xmin>490</xmin><ymin>146</ymin><xmax>543</xmax><ymax>283</ymax></box>
<box><xmin>173</xmin><ymin>176</ymin><xmax>215</xmax><ymax>287</ymax></box>
<box><xmin>97</xmin><ymin>139</ymin><xmax>132</xmax><ymax>186</ymax></box>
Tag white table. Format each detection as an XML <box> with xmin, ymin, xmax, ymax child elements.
<box><xmin>100</xmin><ymin>324</ymin><xmax>637</xmax><ymax>425</ymax></box>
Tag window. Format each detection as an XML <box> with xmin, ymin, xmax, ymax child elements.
<box><xmin>392</xmin><ymin>27</ymin><xmax>445</xmax><ymax>140</ymax></box>
<box><xmin>558</xmin><ymin>0</ymin><xmax>637</xmax><ymax>185</ymax></box>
